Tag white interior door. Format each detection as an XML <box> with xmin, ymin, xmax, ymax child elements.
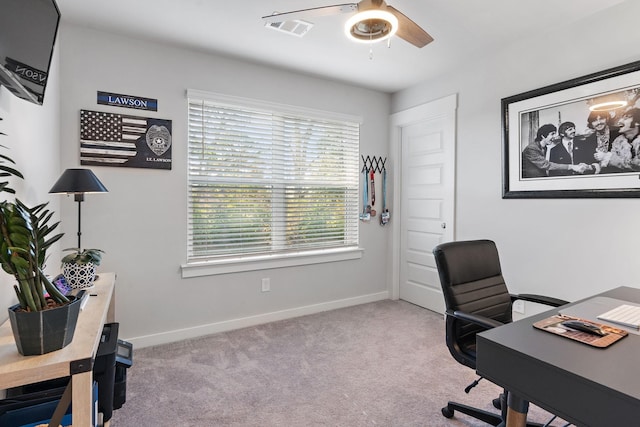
<box><xmin>390</xmin><ymin>95</ymin><xmax>456</xmax><ymax>313</ymax></box>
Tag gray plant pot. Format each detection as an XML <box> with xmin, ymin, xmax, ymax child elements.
<box><xmin>8</xmin><ymin>295</ymin><xmax>82</xmax><ymax>356</ymax></box>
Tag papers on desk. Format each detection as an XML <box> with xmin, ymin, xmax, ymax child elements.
<box><xmin>597</xmin><ymin>304</ymin><xmax>640</xmax><ymax>330</ymax></box>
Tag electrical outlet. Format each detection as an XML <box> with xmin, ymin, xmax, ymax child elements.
<box><xmin>261</xmin><ymin>278</ymin><xmax>270</xmax><ymax>292</ymax></box>
<box><xmin>513</xmin><ymin>300</ymin><xmax>525</xmax><ymax>314</ymax></box>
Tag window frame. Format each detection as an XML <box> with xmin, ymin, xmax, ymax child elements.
<box><xmin>182</xmin><ymin>90</ymin><xmax>363</xmax><ymax>278</ymax></box>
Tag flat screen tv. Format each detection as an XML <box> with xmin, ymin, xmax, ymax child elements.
<box><xmin>0</xmin><ymin>0</ymin><xmax>60</xmax><ymax>105</ymax></box>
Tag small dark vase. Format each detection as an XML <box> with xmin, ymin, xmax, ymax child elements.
<box><xmin>8</xmin><ymin>295</ymin><xmax>82</xmax><ymax>356</ymax></box>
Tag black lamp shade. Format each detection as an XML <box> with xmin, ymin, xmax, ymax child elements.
<box><xmin>49</xmin><ymin>168</ymin><xmax>108</xmax><ymax>194</ymax></box>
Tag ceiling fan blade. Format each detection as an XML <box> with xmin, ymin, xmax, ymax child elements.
<box><xmin>387</xmin><ymin>5</ymin><xmax>434</xmax><ymax>48</ymax></box>
<box><xmin>262</xmin><ymin>4</ymin><xmax>357</xmax><ymax>24</ymax></box>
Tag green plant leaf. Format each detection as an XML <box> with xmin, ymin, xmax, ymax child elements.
<box><xmin>61</xmin><ymin>247</ymin><xmax>104</xmax><ymax>266</ymax></box>
<box><xmin>0</xmin><ymin>200</ymin><xmax>65</xmax><ymax>311</ymax></box>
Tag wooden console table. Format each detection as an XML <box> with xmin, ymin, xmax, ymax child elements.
<box><xmin>0</xmin><ymin>272</ymin><xmax>116</xmax><ymax>426</ymax></box>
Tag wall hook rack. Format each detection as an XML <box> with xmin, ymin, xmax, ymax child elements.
<box><xmin>361</xmin><ymin>155</ymin><xmax>386</xmax><ymax>173</ymax></box>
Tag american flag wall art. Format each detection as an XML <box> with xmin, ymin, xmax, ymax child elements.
<box><xmin>80</xmin><ymin>109</ymin><xmax>172</xmax><ymax>170</ymax></box>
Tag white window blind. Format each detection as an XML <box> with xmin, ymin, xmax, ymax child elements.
<box><xmin>187</xmin><ymin>92</ymin><xmax>360</xmax><ymax>263</ymax></box>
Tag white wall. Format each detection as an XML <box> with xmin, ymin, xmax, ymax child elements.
<box><xmin>0</xmin><ymin>46</ymin><xmax>62</xmax><ymax>321</ymax></box>
<box><xmin>58</xmin><ymin>25</ymin><xmax>391</xmax><ymax>347</ymax></box>
<box><xmin>391</xmin><ymin>1</ymin><xmax>640</xmax><ymax>306</ymax></box>
<box><xmin>13</xmin><ymin>3</ymin><xmax>635</xmax><ymax>345</ymax></box>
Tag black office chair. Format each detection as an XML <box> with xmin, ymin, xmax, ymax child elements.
<box><xmin>433</xmin><ymin>239</ymin><xmax>569</xmax><ymax>426</ymax></box>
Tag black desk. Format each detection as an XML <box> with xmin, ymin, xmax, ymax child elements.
<box><xmin>476</xmin><ymin>286</ymin><xmax>640</xmax><ymax>427</ymax></box>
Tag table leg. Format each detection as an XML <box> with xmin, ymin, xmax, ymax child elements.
<box><xmin>506</xmin><ymin>392</ymin><xmax>529</xmax><ymax>427</ymax></box>
<box><xmin>72</xmin><ymin>371</ymin><xmax>94</xmax><ymax>427</ymax></box>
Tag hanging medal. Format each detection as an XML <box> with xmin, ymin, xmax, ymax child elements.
<box><xmin>360</xmin><ymin>166</ymin><xmax>371</xmax><ymax>222</ymax></box>
<box><xmin>380</xmin><ymin>167</ymin><xmax>390</xmax><ymax>225</ymax></box>
<box><xmin>369</xmin><ymin>168</ymin><xmax>376</xmax><ymax>217</ymax></box>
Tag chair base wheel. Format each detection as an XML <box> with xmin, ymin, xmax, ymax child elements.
<box><xmin>442</xmin><ymin>406</ymin><xmax>454</xmax><ymax>418</ymax></box>
<box><xmin>441</xmin><ymin>401</ymin><xmax>504</xmax><ymax>426</ymax></box>
<box><xmin>493</xmin><ymin>396</ymin><xmax>502</xmax><ymax>410</ymax></box>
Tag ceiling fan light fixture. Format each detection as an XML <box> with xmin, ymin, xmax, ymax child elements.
<box><xmin>344</xmin><ymin>9</ymin><xmax>398</xmax><ymax>44</ymax></box>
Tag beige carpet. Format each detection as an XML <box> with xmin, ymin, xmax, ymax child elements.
<box><xmin>110</xmin><ymin>300</ymin><xmax>568</xmax><ymax>426</ymax></box>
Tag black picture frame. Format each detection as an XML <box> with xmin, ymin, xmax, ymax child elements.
<box><xmin>502</xmin><ymin>60</ymin><xmax>640</xmax><ymax>198</ymax></box>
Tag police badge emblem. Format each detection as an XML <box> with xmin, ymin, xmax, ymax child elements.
<box><xmin>146</xmin><ymin>125</ymin><xmax>172</xmax><ymax>156</ymax></box>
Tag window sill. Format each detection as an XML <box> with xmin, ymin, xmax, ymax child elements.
<box><xmin>181</xmin><ymin>247</ymin><xmax>364</xmax><ymax>278</ymax></box>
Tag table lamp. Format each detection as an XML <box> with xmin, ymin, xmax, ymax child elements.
<box><xmin>49</xmin><ymin>168</ymin><xmax>108</xmax><ymax>249</ymax></box>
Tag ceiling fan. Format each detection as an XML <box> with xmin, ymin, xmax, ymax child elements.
<box><xmin>262</xmin><ymin>0</ymin><xmax>434</xmax><ymax>48</ymax></box>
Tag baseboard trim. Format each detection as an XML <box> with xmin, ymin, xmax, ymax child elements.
<box><xmin>128</xmin><ymin>291</ymin><xmax>390</xmax><ymax>348</ymax></box>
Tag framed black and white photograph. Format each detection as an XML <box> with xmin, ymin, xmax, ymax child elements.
<box><xmin>503</xmin><ymin>60</ymin><xmax>640</xmax><ymax>198</ymax></box>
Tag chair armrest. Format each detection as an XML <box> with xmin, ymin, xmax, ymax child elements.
<box><xmin>511</xmin><ymin>293</ymin><xmax>569</xmax><ymax>307</ymax></box>
<box><xmin>448</xmin><ymin>309</ymin><xmax>505</xmax><ymax>330</ymax></box>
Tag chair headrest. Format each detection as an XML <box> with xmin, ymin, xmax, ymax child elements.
<box><xmin>433</xmin><ymin>239</ymin><xmax>502</xmax><ymax>286</ymax></box>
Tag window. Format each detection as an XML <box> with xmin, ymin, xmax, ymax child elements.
<box><xmin>185</xmin><ymin>90</ymin><xmax>360</xmax><ymax>274</ymax></box>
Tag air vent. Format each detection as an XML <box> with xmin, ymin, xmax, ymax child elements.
<box><xmin>265</xmin><ymin>19</ymin><xmax>314</xmax><ymax>37</ymax></box>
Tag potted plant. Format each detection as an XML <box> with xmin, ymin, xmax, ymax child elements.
<box><xmin>61</xmin><ymin>248</ymin><xmax>104</xmax><ymax>289</ymax></box>
<box><xmin>0</xmin><ymin>124</ymin><xmax>81</xmax><ymax>355</ymax></box>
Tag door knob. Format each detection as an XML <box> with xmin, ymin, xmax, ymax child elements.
<box><xmin>441</xmin><ymin>223</ymin><xmax>446</xmax><ymax>229</ymax></box>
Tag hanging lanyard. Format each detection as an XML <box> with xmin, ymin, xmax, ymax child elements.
<box><xmin>360</xmin><ymin>167</ymin><xmax>370</xmax><ymax>221</ymax></box>
<box><xmin>380</xmin><ymin>168</ymin><xmax>390</xmax><ymax>225</ymax></box>
<box><xmin>381</xmin><ymin>169</ymin><xmax>386</xmax><ymax>211</ymax></box>
<box><xmin>363</xmin><ymin>168</ymin><xmax>368</xmax><ymax>213</ymax></box>
<box><xmin>369</xmin><ymin>169</ymin><xmax>375</xmax><ymax>207</ymax></box>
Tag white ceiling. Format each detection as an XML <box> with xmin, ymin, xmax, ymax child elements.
<box><xmin>55</xmin><ymin>0</ymin><xmax>627</xmax><ymax>93</ymax></box>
